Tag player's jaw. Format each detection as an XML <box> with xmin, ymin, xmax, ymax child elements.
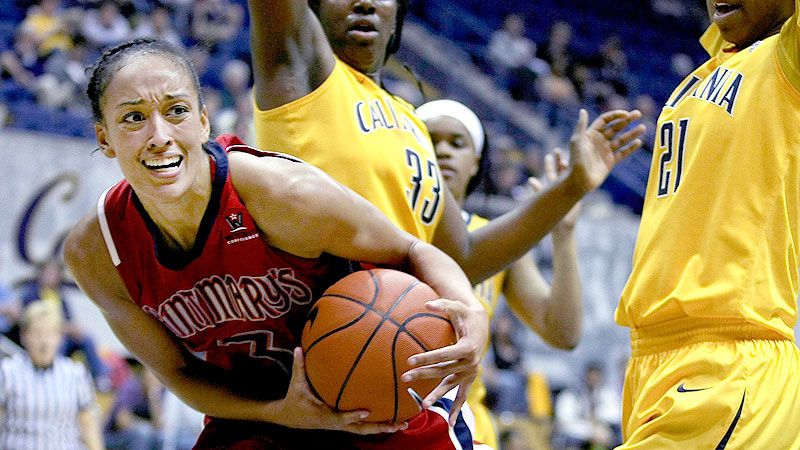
<box><xmin>317</xmin><ymin>0</ymin><xmax>396</xmax><ymax>76</ymax></box>
<box><xmin>707</xmin><ymin>0</ymin><xmax>794</xmax><ymax>48</ymax></box>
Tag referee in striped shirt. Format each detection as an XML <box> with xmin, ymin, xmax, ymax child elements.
<box><xmin>0</xmin><ymin>301</ymin><xmax>103</xmax><ymax>449</ymax></box>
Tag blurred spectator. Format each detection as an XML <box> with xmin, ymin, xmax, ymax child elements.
<box><xmin>671</xmin><ymin>52</ymin><xmax>695</xmax><ymax>78</ymax></box>
<box><xmin>18</xmin><ymin>260</ymin><xmax>110</xmax><ymax>389</ymax></box>
<box><xmin>81</xmin><ymin>0</ymin><xmax>131</xmax><ymax>51</ymax></box>
<box><xmin>498</xmin><ymin>427</ymin><xmax>534</xmax><ymax>450</ymax></box>
<box><xmin>132</xmin><ymin>5</ymin><xmax>183</xmax><ymax>48</ymax></box>
<box><xmin>219</xmin><ymin>58</ymin><xmax>250</xmax><ymax>109</ymax></box>
<box><xmin>594</xmin><ymin>35</ymin><xmax>633</xmax><ymax>97</ymax></box>
<box><xmin>20</xmin><ymin>0</ymin><xmax>73</xmax><ymax>57</ymax></box>
<box><xmin>484</xmin><ymin>312</ymin><xmax>528</xmax><ymax>415</ymax></box>
<box><xmin>157</xmin><ymin>0</ymin><xmax>192</xmax><ymax>32</ymax></box>
<box><xmin>634</xmin><ymin>94</ymin><xmax>658</xmax><ymax>152</ymax></box>
<box><xmin>487</xmin><ymin>14</ymin><xmax>546</xmax><ymax>101</ymax></box>
<box><xmin>189</xmin><ymin>0</ymin><xmax>243</xmax><ymax>52</ymax></box>
<box><xmin>216</xmin><ymin>88</ymin><xmax>254</xmax><ymax>144</ymax></box>
<box><xmin>0</xmin><ymin>27</ymin><xmax>47</xmax><ymax>95</ymax></box>
<box><xmin>0</xmin><ymin>301</ymin><xmax>103</xmax><ymax>449</ymax></box>
<box><xmin>103</xmin><ymin>357</ymin><xmax>162</xmax><ymax>450</ymax></box>
<box><xmin>40</xmin><ymin>34</ymin><xmax>91</xmax><ymax>112</ymax></box>
<box><xmin>536</xmin><ymin>21</ymin><xmax>576</xmax><ymax>71</ymax></box>
<box><xmin>554</xmin><ymin>362</ymin><xmax>622</xmax><ymax>450</ymax></box>
<box><xmin>0</xmin><ymin>262</ymin><xmax>21</xmax><ymax>357</ymax></box>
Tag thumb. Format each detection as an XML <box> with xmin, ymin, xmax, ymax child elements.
<box><xmin>527</xmin><ymin>176</ymin><xmax>543</xmax><ymax>192</ymax></box>
<box><xmin>573</xmin><ymin>109</ymin><xmax>588</xmax><ymax>137</ymax></box>
<box><xmin>292</xmin><ymin>347</ymin><xmax>306</xmax><ymax>379</ymax></box>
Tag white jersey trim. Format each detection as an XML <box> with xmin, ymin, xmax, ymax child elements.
<box><xmin>97</xmin><ymin>186</ymin><xmax>121</xmax><ymax>266</ymax></box>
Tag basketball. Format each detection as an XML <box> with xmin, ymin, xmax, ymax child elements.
<box><xmin>301</xmin><ymin>268</ymin><xmax>457</xmax><ymax>423</ymax></box>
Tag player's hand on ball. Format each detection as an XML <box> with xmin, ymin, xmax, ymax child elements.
<box><xmin>279</xmin><ymin>348</ymin><xmax>408</xmax><ymax>434</ymax></box>
<box><xmin>568</xmin><ymin>108</ymin><xmax>645</xmax><ymax>193</ymax></box>
<box><xmin>401</xmin><ymin>298</ymin><xmax>489</xmax><ymax>426</ymax></box>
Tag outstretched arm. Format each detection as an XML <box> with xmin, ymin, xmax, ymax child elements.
<box><xmin>230</xmin><ymin>152</ymin><xmax>489</xmax><ymax>425</ymax></box>
<box><xmin>64</xmin><ymin>214</ymin><xmax>399</xmax><ymax>434</ymax></box>
<box><xmin>504</xmin><ymin>150</ymin><xmax>583</xmax><ymax>350</ymax></box>
<box><xmin>247</xmin><ymin>0</ymin><xmax>335</xmax><ymax>110</ymax></box>
<box><xmin>434</xmin><ymin>109</ymin><xmax>644</xmax><ymax>284</ymax></box>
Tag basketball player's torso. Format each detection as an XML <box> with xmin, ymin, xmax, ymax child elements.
<box><xmin>253</xmin><ymin>58</ymin><xmax>444</xmax><ymax>242</ymax></box>
<box><xmin>618</xmin><ymin>28</ymin><xmax>800</xmax><ymax>337</ymax></box>
<box><xmin>100</xmin><ymin>142</ymin><xmax>351</xmax><ymax>398</ymax></box>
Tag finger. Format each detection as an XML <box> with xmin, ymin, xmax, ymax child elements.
<box><xmin>527</xmin><ymin>176</ymin><xmax>543</xmax><ymax>192</ymax></box>
<box><xmin>544</xmin><ymin>152</ymin><xmax>557</xmax><ymax>182</ymax></box>
<box><xmin>589</xmin><ymin>109</ymin><xmax>632</xmax><ymax>131</ymax></box>
<box><xmin>407</xmin><ymin>341</ymin><xmax>470</xmax><ymax>368</ymax></box>
<box><xmin>291</xmin><ymin>347</ymin><xmax>306</xmax><ymax>380</ymax></box>
<box><xmin>611</xmin><ymin>124</ymin><xmax>646</xmax><ymax>151</ymax></box>
<box><xmin>343</xmin><ymin>420</ymin><xmax>409</xmax><ymax>435</ymax></box>
<box><xmin>573</xmin><ymin>108</ymin><xmax>588</xmax><ymax>136</ymax></box>
<box><xmin>420</xmin><ymin>373</ymin><xmax>459</xmax><ymax>409</ymax></box>
<box><xmin>403</xmin><ymin>359</ymin><xmax>471</xmax><ymax>382</ymax></box>
<box><xmin>552</xmin><ymin>147</ymin><xmax>568</xmax><ymax>174</ymax></box>
<box><xmin>448</xmin><ymin>386</ymin><xmax>469</xmax><ymax>427</ymax></box>
<box><xmin>337</xmin><ymin>409</ymin><xmax>373</xmax><ymax>424</ymax></box>
<box><xmin>614</xmin><ymin>138</ymin><xmax>643</xmax><ymax>162</ymax></box>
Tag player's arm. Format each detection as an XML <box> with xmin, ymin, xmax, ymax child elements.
<box><xmin>247</xmin><ymin>0</ymin><xmax>335</xmax><ymax>110</ymax></box>
<box><xmin>230</xmin><ymin>152</ymin><xmax>489</xmax><ymax>425</ymax></box>
<box><xmin>78</xmin><ymin>408</ymin><xmax>104</xmax><ymax>450</ymax></box>
<box><xmin>504</xmin><ymin>151</ymin><xmax>583</xmax><ymax>349</ymax></box>
<box><xmin>433</xmin><ymin>109</ymin><xmax>644</xmax><ymax>284</ymax></box>
<box><xmin>63</xmin><ymin>213</ymin><xmax>397</xmax><ymax>434</ymax></box>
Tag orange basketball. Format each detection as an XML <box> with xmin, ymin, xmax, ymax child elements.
<box><xmin>301</xmin><ymin>268</ymin><xmax>456</xmax><ymax>423</ymax></box>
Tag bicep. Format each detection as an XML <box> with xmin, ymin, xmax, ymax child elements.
<box><xmin>64</xmin><ymin>216</ymin><xmax>193</xmax><ymax>384</ymax></box>
<box><xmin>248</xmin><ymin>0</ymin><xmax>335</xmax><ymax>109</ymax></box>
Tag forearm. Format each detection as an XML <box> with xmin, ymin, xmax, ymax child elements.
<box><xmin>458</xmin><ymin>172</ymin><xmax>585</xmax><ymax>284</ymax></box>
<box><xmin>543</xmin><ymin>228</ymin><xmax>582</xmax><ymax>349</ymax></box>
<box><xmin>406</xmin><ymin>241</ymin><xmax>483</xmax><ymax>312</ymax></box>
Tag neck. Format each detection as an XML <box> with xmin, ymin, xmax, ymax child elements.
<box><xmin>138</xmin><ymin>159</ymin><xmax>212</xmax><ymax>252</ymax></box>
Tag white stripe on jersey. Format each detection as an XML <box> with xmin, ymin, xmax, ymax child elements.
<box><xmin>97</xmin><ymin>185</ymin><xmax>121</xmax><ymax>266</ymax></box>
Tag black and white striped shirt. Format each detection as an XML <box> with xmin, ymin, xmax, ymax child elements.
<box><xmin>0</xmin><ymin>353</ymin><xmax>95</xmax><ymax>449</ymax></box>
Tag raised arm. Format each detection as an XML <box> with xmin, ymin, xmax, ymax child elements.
<box><xmin>229</xmin><ymin>151</ymin><xmax>489</xmax><ymax>424</ymax></box>
<box><xmin>247</xmin><ymin>0</ymin><xmax>335</xmax><ymax>110</ymax></box>
<box><xmin>504</xmin><ymin>151</ymin><xmax>583</xmax><ymax>350</ymax></box>
<box><xmin>433</xmin><ymin>109</ymin><xmax>644</xmax><ymax>284</ymax></box>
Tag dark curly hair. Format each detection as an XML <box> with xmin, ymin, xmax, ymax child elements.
<box><xmin>86</xmin><ymin>38</ymin><xmax>204</xmax><ymax>123</ymax></box>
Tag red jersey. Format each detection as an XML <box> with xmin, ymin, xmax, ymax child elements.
<box><xmin>97</xmin><ymin>139</ymin><xmax>353</xmax><ymax>400</ymax></box>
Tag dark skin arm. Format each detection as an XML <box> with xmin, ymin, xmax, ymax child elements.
<box><xmin>434</xmin><ymin>109</ymin><xmax>644</xmax><ymax>284</ymax></box>
<box><xmin>247</xmin><ymin>0</ymin><xmax>335</xmax><ymax>110</ymax></box>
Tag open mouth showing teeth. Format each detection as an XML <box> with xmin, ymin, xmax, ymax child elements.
<box><xmin>143</xmin><ymin>155</ymin><xmax>182</xmax><ymax>171</ymax></box>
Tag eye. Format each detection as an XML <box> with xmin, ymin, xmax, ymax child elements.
<box><xmin>168</xmin><ymin>104</ymin><xmax>190</xmax><ymax>116</ymax></box>
<box><xmin>451</xmin><ymin>136</ymin><xmax>468</xmax><ymax>149</ymax></box>
<box><xmin>122</xmin><ymin>111</ymin><xmax>146</xmax><ymax>123</ymax></box>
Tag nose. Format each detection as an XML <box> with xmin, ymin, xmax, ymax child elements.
<box><xmin>353</xmin><ymin>0</ymin><xmax>376</xmax><ymax>14</ymax></box>
<box><xmin>434</xmin><ymin>142</ymin><xmax>453</xmax><ymax>159</ymax></box>
<box><xmin>147</xmin><ymin>113</ymin><xmax>173</xmax><ymax>151</ymax></box>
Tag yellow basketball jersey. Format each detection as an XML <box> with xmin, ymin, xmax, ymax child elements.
<box><xmin>617</xmin><ymin>10</ymin><xmax>800</xmax><ymax>340</ymax></box>
<box><xmin>464</xmin><ymin>212</ymin><xmax>506</xmax><ymax>448</ymax></box>
<box><xmin>253</xmin><ymin>58</ymin><xmax>444</xmax><ymax>242</ymax></box>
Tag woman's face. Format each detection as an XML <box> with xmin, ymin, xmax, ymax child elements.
<box><xmin>427</xmin><ymin>116</ymin><xmax>480</xmax><ymax>203</ymax></box>
<box><xmin>95</xmin><ymin>53</ymin><xmax>210</xmax><ymax>206</ymax></box>
<box><xmin>22</xmin><ymin>317</ymin><xmax>62</xmax><ymax>368</ymax></box>
<box><xmin>316</xmin><ymin>0</ymin><xmax>398</xmax><ymax>75</ymax></box>
<box><xmin>706</xmin><ymin>0</ymin><xmax>794</xmax><ymax>48</ymax></box>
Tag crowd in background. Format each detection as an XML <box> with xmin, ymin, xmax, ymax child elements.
<box><xmin>0</xmin><ymin>1</ymin><xmax>708</xmax><ymax>448</ymax></box>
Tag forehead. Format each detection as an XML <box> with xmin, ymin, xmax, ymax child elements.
<box><xmin>103</xmin><ymin>53</ymin><xmax>195</xmax><ymax>105</ymax></box>
<box><xmin>426</xmin><ymin>115</ymin><xmax>470</xmax><ymax>136</ymax></box>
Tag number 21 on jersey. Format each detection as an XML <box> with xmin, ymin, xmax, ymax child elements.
<box><xmin>657</xmin><ymin>118</ymin><xmax>690</xmax><ymax>198</ymax></box>
<box><xmin>405</xmin><ymin>148</ymin><xmax>442</xmax><ymax>224</ymax></box>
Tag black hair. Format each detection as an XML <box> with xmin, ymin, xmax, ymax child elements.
<box><xmin>308</xmin><ymin>0</ymin><xmax>408</xmax><ymax>58</ymax></box>
<box><xmin>86</xmin><ymin>38</ymin><xmax>204</xmax><ymax>123</ymax></box>
<box><xmin>465</xmin><ymin>130</ymin><xmax>489</xmax><ymax>196</ymax></box>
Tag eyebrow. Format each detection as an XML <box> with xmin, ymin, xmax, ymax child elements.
<box><xmin>116</xmin><ymin>92</ymin><xmax>191</xmax><ymax>108</ymax></box>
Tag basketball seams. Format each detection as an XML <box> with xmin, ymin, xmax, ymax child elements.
<box><xmin>390</xmin><ymin>324</ymin><xmax>426</xmax><ymax>422</ymax></box>
<box><xmin>334</xmin><ymin>278</ymin><xmax>420</xmax><ymax>410</ymax></box>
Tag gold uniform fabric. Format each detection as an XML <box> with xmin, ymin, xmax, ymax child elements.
<box><xmin>616</xmin><ymin>7</ymin><xmax>800</xmax><ymax>447</ymax></box>
<box><xmin>254</xmin><ymin>58</ymin><xmax>444</xmax><ymax>241</ymax></box>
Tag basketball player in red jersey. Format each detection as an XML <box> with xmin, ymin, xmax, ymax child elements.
<box><xmin>64</xmin><ymin>38</ymin><xmax>487</xmax><ymax>449</ymax></box>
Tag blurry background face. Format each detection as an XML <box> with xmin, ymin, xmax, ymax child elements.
<box><xmin>706</xmin><ymin>0</ymin><xmax>794</xmax><ymax>47</ymax></box>
<box><xmin>22</xmin><ymin>315</ymin><xmax>63</xmax><ymax>368</ymax></box>
<box><xmin>426</xmin><ymin>116</ymin><xmax>479</xmax><ymax>202</ymax></box>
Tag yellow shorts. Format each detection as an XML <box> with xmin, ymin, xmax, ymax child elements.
<box><xmin>619</xmin><ymin>318</ymin><xmax>800</xmax><ymax>449</ymax></box>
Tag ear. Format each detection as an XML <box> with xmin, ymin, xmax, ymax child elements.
<box><xmin>469</xmin><ymin>153</ymin><xmax>481</xmax><ymax>177</ymax></box>
<box><xmin>94</xmin><ymin>123</ymin><xmax>116</xmax><ymax>158</ymax></box>
<box><xmin>199</xmin><ymin>106</ymin><xmax>211</xmax><ymax>143</ymax></box>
